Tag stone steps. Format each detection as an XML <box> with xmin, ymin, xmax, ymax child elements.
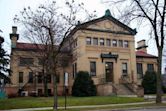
<box><xmin>115</xmin><ymin>84</ymin><xmax>135</xmax><ymax>95</ymax></box>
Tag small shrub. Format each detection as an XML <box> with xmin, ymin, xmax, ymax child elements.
<box><xmin>72</xmin><ymin>71</ymin><xmax>97</xmax><ymax>97</ymax></box>
<box><xmin>142</xmin><ymin>71</ymin><xmax>157</xmax><ymax>94</ymax></box>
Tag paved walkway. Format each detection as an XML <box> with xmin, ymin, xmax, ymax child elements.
<box><xmin>2</xmin><ymin>101</ymin><xmax>158</xmax><ymax>111</ymax></box>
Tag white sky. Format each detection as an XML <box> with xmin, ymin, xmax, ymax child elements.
<box><xmin>0</xmin><ymin>0</ymin><xmax>158</xmax><ymax>56</ymax></box>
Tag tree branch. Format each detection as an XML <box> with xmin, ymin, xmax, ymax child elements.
<box><xmin>150</xmin><ymin>0</ymin><xmax>162</xmax><ymax>17</ymax></box>
<box><xmin>160</xmin><ymin>0</ymin><xmax>166</xmax><ymax>48</ymax></box>
<box><xmin>134</xmin><ymin>0</ymin><xmax>154</xmax><ymax>26</ymax></box>
<box><xmin>153</xmin><ymin>0</ymin><xmax>160</xmax><ymax>48</ymax></box>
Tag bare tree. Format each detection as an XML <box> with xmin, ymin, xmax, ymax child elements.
<box><xmin>14</xmin><ymin>0</ymin><xmax>96</xmax><ymax>110</ymax></box>
<box><xmin>104</xmin><ymin>0</ymin><xmax>166</xmax><ymax>103</ymax></box>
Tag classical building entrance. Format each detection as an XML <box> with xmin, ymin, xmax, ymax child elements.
<box><xmin>105</xmin><ymin>62</ymin><xmax>113</xmax><ymax>82</ymax></box>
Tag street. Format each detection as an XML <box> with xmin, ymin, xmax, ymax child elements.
<box><xmin>129</xmin><ymin>108</ymin><xmax>166</xmax><ymax>111</ymax></box>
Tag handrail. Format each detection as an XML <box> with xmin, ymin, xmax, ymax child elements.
<box><xmin>120</xmin><ymin>75</ymin><xmax>137</xmax><ymax>94</ymax></box>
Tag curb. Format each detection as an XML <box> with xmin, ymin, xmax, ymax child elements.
<box><xmin>2</xmin><ymin>101</ymin><xmax>166</xmax><ymax>111</ymax></box>
<box><xmin>100</xmin><ymin>106</ymin><xmax>166</xmax><ymax>111</ymax></box>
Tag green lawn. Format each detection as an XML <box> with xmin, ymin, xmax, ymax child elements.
<box><xmin>0</xmin><ymin>96</ymin><xmax>144</xmax><ymax>110</ymax></box>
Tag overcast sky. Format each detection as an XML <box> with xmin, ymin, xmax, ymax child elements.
<box><xmin>0</xmin><ymin>0</ymin><xmax>157</xmax><ymax>56</ymax></box>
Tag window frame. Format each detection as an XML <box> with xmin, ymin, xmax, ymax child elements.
<box><xmin>122</xmin><ymin>63</ymin><xmax>128</xmax><ymax>76</ymax></box>
<box><xmin>93</xmin><ymin>38</ymin><xmax>98</xmax><ymax>45</ymax></box>
<box><xmin>124</xmin><ymin>40</ymin><xmax>129</xmax><ymax>48</ymax></box>
<box><xmin>38</xmin><ymin>72</ymin><xmax>43</xmax><ymax>83</ymax></box>
<box><xmin>100</xmin><ymin>38</ymin><xmax>105</xmax><ymax>46</ymax></box>
<box><xmin>72</xmin><ymin>62</ymin><xmax>77</xmax><ymax>78</ymax></box>
<box><xmin>106</xmin><ymin>39</ymin><xmax>111</xmax><ymax>46</ymax></box>
<box><xmin>28</xmin><ymin>72</ymin><xmax>33</xmax><ymax>83</ymax></box>
<box><xmin>19</xmin><ymin>57</ymin><xmax>34</xmax><ymax>66</ymax></box>
<box><xmin>90</xmin><ymin>61</ymin><xmax>96</xmax><ymax>76</ymax></box>
<box><xmin>137</xmin><ymin>63</ymin><xmax>143</xmax><ymax>79</ymax></box>
<box><xmin>112</xmin><ymin>39</ymin><xmax>117</xmax><ymax>47</ymax></box>
<box><xmin>119</xmin><ymin>40</ymin><xmax>123</xmax><ymax>47</ymax></box>
<box><xmin>38</xmin><ymin>58</ymin><xmax>44</xmax><ymax>65</ymax></box>
<box><xmin>19</xmin><ymin>72</ymin><xmax>23</xmax><ymax>83</ymax></box>
<box><xmin>47</xmin><ymin>74</ymin><xmax>52</xmax><ymax>83</ymax></box>
<box><xmin>86</xmin><ymin>37</ymin><xmax>91</xmax><ymax>45</ymax></box>
<box><xmin>74</xmin><ymin>39</ymin><xmax>77</xmax><ymax>48</ymax></box>
<box><xmin>147</xmin><ymin>64</ymin><xmax>154</xmax><ymax>71</ymax></box>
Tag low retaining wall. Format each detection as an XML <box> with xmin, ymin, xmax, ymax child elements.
<box><xmin>97</xmin><ymin>83</ymin><xmax>113</xmax><ymax>96</ymax></box>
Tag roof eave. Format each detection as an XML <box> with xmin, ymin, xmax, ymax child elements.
<box><xmin>67</xmin><ymin>15</ymin><xmax>137</xmax><ymax>38</ymax></box>
<box><xmin>136</xmin><ymin>55</ymin><xmax>158</xmax><ymax>58</ymax></box>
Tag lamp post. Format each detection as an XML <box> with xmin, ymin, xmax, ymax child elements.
<box><xmin>64</xmin><ymin>72</ymin><xmax>68</xmax><ymax>110</ymax></box>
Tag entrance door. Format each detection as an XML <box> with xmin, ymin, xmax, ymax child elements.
<box><xmin>105</xmin><ymin>62</ymin><xmax>113</xmax><ymax>82</ymax></box>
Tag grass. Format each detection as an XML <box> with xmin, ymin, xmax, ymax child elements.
<box><xmin>0</xmin><ymin>96</ymin><xmax>144</xmax><ymax>110</ymax></box>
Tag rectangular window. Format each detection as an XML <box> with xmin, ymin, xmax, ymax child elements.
<box><xmin>147</xmin><ymin>64</ymin><xmax>154</xmax><ymax>71</ymax></box>
<box><xmin>124</xmin><ymin>40</ymin><xmax>129</xmax><ymax>48</ymax></box>
<box><xmin>119</xmin><ymin>40</ymin><xmax>123</xmax><ymax>47</ymax></box>
<box><xmin>56</xmin><ymin>74</ymin><xmax>60</xmax><ymax>83</ymax></box>
<box><xmin>90</xmin><ymin>61</ymin><xmax>96</xmax><ymax>76</ymax></box>
<box><xmin>48</xmin><ymin>89</ymin><xmax>52</xmax><ymax>96</ymax></box>
<box><xmin>38</xmin><ymin>58</ymin><xmax>44</xmax><ymax>65</ymax></box>
<box><xmin>38</xmin><ymin>72</ymin><xmax>43</xmax><ymax>83</ymax></box>
<box><xmin>75</xmin><ymin>63</ymin><xmax>77</xmax><ymax>77</ymax></box>
<box><xmin>38</xmin><ymin>89</ymin><xmax>42</xmax><ymax>96</ymax></box>
<box><xmin>72</xmin><ymin>63</ymin><xmax>77</xmax><ymax>78</ymax></box>
<box><xmin>100</xmin><ymin>38</ymin><xmax>104</xmax><ymax>46</ymax></box>
<box><xmin>19</xmin><ymin>72</ymin><xmax>23</xmax><ymax>83</ymax></box>
<box><xmin>72</xmin><ymin>64</ymin><xmax>75</xmax><ymax>78</ymax></box>
<box><xmin>122</xmin><ymin>63</ymin><xmax>128</xmax><ymax>76</ymax></box>
<box><xmin>28</xmin><ymin>72</ymin><xmax>33</xmax><ymax>83</ymax></box>
<box><xmin>86</xmin><ymin>37</ymin><xmax>91</xmax><ymax>45</ymax></box>
<box><xmin>72</xmin><ymin>39</ymin><xmax>77</xmax><ymax>48</ymax></box>
<box><xmin>19</xmin><ymin>58</ymin><xmax>34</xmax><ymax>66</ymax></box>
<box><xmin>137</xmin><ymin>63</ymin><xmax>143</xmax><ymax>79</ymax></box>
<box><xmin>74</xmin><ymin>39</ymin><xmax>77</xmax><ymax>48</ymax></box>
<box><xmin>106</xmin><ymin>39</ymin><xmax>111</xmax><ymax>46</ymax></box>
<box><xmin>93</xmin><ymin>38</ymin><xmax>98</xmax><ymax>45</ymax></box>
<box><xmin>47</xmin><ymin>75</ymin><xmax>51</xmax><ymax>83</ymax></box>
<box><xmin>112</xmin><ymin>39</ymin><xmax>117</xmax><ymax>47</ymax></box>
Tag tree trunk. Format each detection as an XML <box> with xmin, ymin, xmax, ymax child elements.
<box><xmin>44</xmin><ymin>76</ymin><xmax>48</xmax><ymax>97</ymax></box>
<box><xmin>43</xmin><ymin>68</ymin><xmax>48</xmax><ymax>97</ymax></box>
<box><xmin>53</xmin><ymin>74</ymin><xmax>58</xmax><ymax>111</ymax></box>
<box><xmin>156</xmin><ymin>47</ymin><xmax>163</xmax><ymax>103</ymax></box>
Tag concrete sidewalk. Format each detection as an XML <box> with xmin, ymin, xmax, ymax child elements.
<box><xmin>3</xmin><ymin>101</ymin><xmax>159</xmax><ymax>111</ymax></box>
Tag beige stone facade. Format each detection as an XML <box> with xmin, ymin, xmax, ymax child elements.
<box><xmin>6</xmin><ymin>12</ymin><xmax>158</xmax><ymax>97</ymax></box>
